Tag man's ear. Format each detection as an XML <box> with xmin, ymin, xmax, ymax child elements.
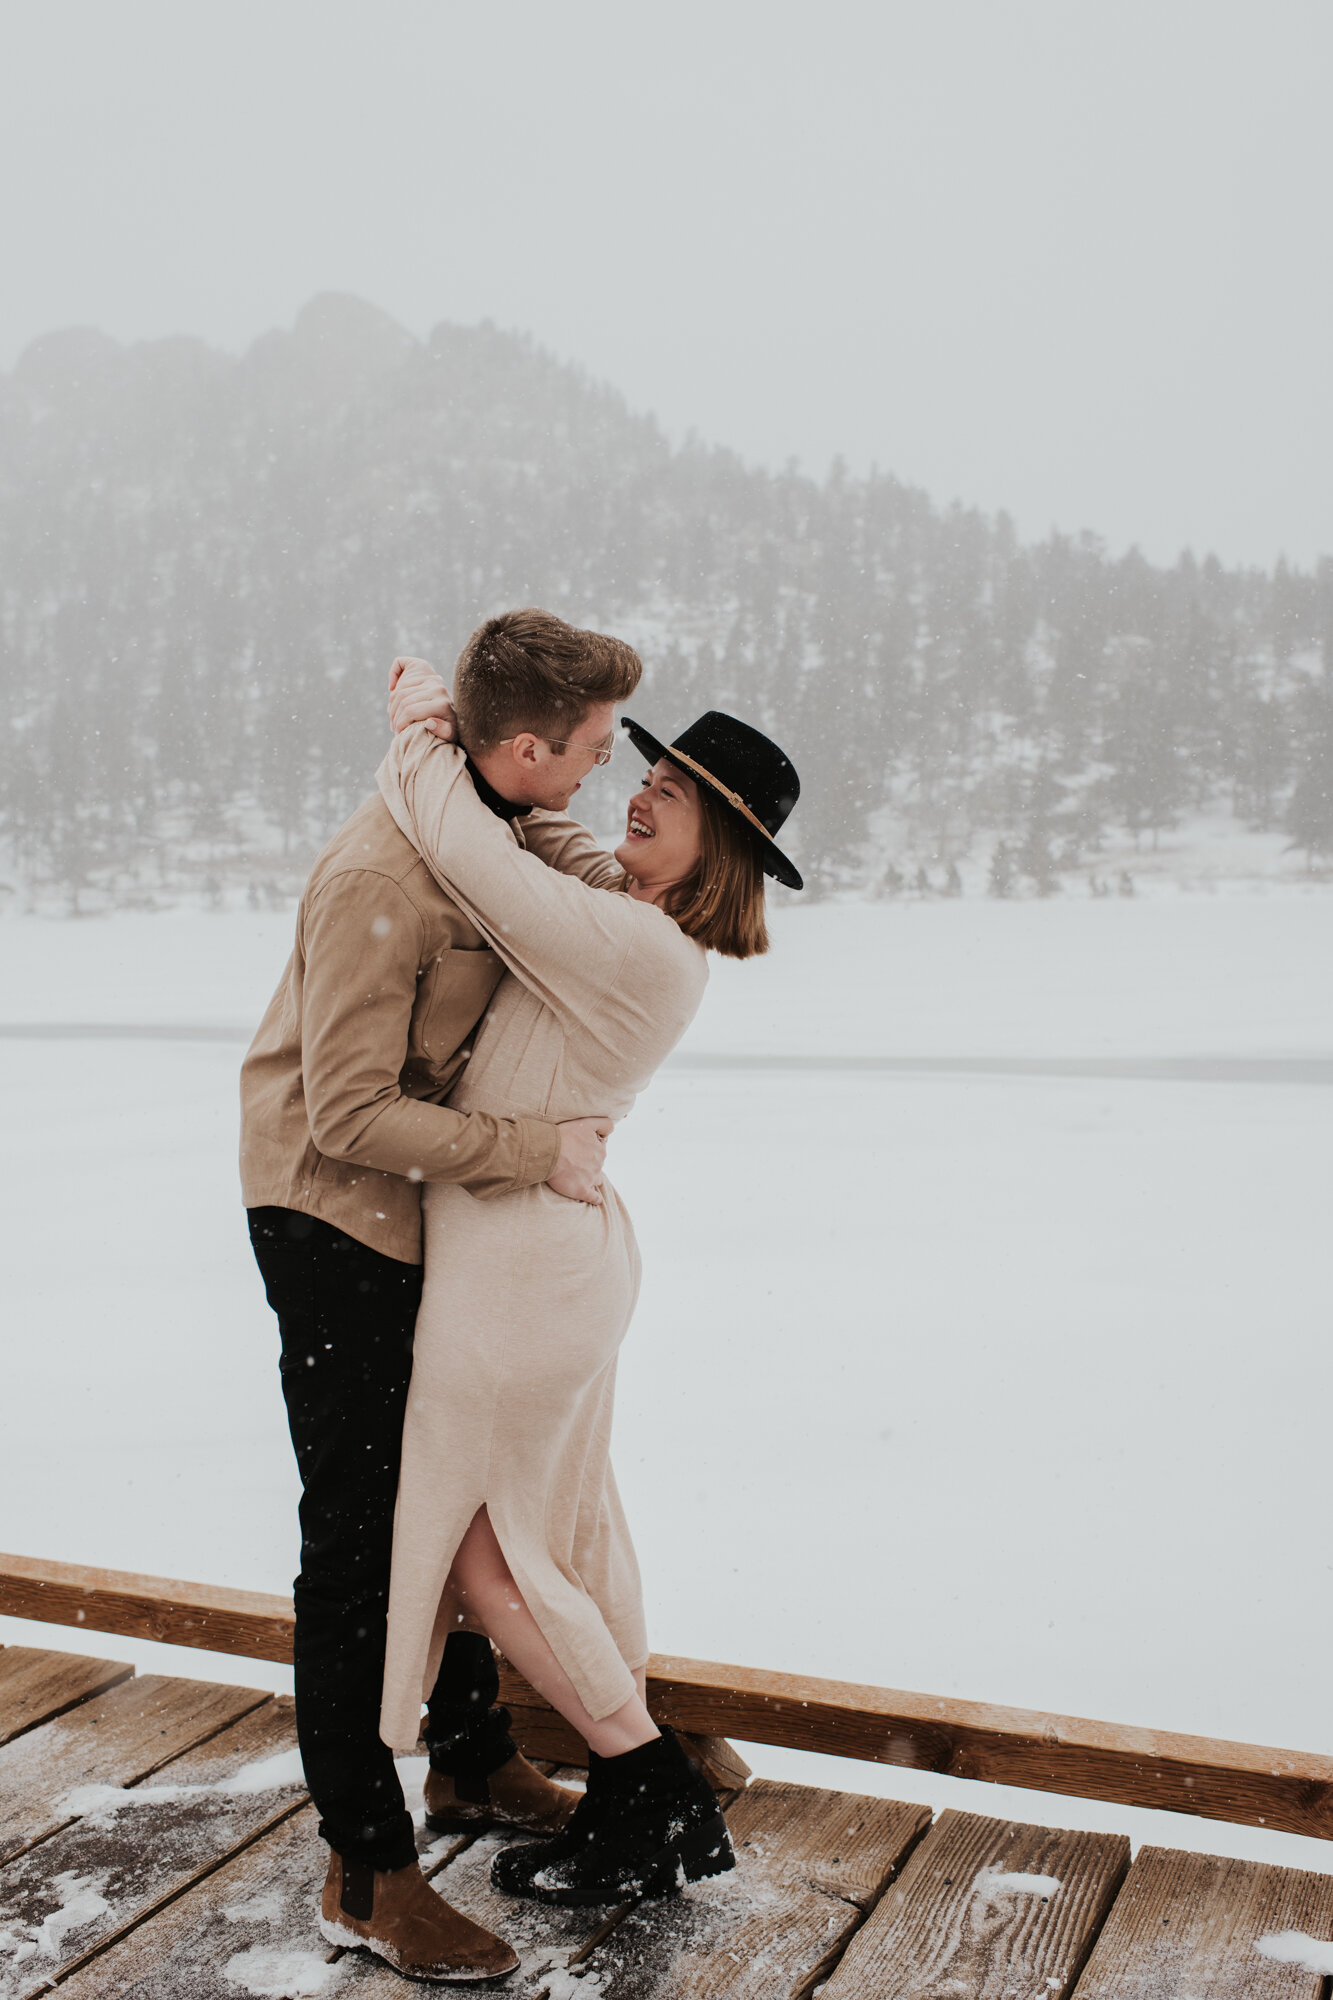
<box><xmin>507</xmin><ymin>732</ymin><xmax>543</xmax><ymax>769</ymax></box>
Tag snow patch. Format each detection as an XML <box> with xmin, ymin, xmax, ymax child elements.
<box><xmin>222</xmin><ymin>1946</ymin><xmax>341</xmax><ymax>1995</ymax></box>
<box><xmin>974</xmin><ymin>1868</ymin><xmax>1062</xmax><ymax>1898</ymax></box>
<box><xmin>420</xmin><ymin>1829</ymin><xmax>466</xmax><ymax>1866</ymax></box>
<box><xmin>222</xmin><ymin>1888</ymin><xmax>291</xmax><ymax>1926</ymax></box>
<box><xmin>60</xmin><ymin>1783</ymin><xmax>180</xmax><ymax>1820</ymax></box>
<box><xmin>219</xmin><ymin>1748</ymin><xmax>307</xmax><ymax>1793</ymax></box>
<box><xmin>0</xmin><ymin>1871</ymin><xmax>110</xmax><ymax>1963</ymax></box>
<box><xmin>1255</xmin><ymin>1929</ymin><xmax>1333</xmax><ymax>1976</ymax></box>
<box><xmin>61</xmin><ymin>1748</ymin><xmax>304</xmax><ymax>1820</ymax></box>
<box><xmin>541</xmin><ymin>1969</ymin><xmax>605</xmax><ymax>1999</ymax></box>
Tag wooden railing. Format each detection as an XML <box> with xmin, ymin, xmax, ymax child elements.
<box><xmin>3</xmin><ymin>1550</ymin><xmax>1331</xmax><ymax>1843</ymax></box>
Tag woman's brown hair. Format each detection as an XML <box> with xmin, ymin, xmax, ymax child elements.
<box><xmin>664</xmin><ymin>781</ymin><xmax>770</xmax><ymax>960</ymax></box>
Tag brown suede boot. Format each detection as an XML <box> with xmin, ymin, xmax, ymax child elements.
<box><xmin>424</xmin><ymin>1750</ymin><xmax>579</xmax><ymax>1836</ymax></box>
<box><xmin>319</xmin><ymin>1851</ymin><xmax>518</xmax><ymax>1983</ymax></box>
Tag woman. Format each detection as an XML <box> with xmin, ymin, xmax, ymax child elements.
<box><xmin>375</xmin><ymin>699</ymin><xmax>803</xmax><ymax>1908</ymax></box>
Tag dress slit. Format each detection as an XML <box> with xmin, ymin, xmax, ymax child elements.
<box><xmin>373</xmin><ymin>734</ymin><xmax>709</xmax><ymax>1760</ymax></box>
<box><xmin>483</xmin><ymin>1494</ymin><xmax>639</xmax><ymax>1727</ymax></box>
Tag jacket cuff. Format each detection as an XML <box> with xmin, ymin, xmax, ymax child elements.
<box><xmin>515</xmin><ymin>1117</ymin><xmax>562</xmax><ymax>1189</ymax></box>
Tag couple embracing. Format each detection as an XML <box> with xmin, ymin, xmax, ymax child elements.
<box><xmin>240</xmin><ymin>609</ymin><xmax>804</xmax><ymax>1982</ymax></box>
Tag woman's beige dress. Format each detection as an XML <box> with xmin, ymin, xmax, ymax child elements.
<box><xmin>375</xmin><ymin>730</ymin><xmax>708</xmax><ymax>1750</ymax></box>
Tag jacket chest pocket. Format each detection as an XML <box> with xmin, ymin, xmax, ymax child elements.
<box><xmin>409</xmin><ymin>947</ymin><xmax>505</xmax><ymax>1067</ymax></box>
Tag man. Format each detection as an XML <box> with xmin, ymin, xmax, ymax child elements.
<box><xmin>241</xmin><ymin>608</ymin><xmax>642</xmax><ymax>1982</ymax></box>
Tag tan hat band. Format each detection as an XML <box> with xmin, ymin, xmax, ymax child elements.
<box><xmin>662</xmin><ymin>744</ymin><xmax>777</xmax><ymax>847</ymax></box>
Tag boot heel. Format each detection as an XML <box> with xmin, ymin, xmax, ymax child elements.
<box><xmin>676</xmin><ymin>1814</ymin><xmax>735</xmax><ymax>1885</ymax></box>
<box><xmin>424</xmin><ymin>1808</ymin><xmax>480</xmax><ymax>1834</ymax></box>
<box><xmin>613</xmin><ymin>1818</ymin><xmax>733</xmax><ymax>1904</ymax></box>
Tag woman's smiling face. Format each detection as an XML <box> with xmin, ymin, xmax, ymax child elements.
<box><xmin>614</xmin><ymin>758</ymin><xmax>704</xmax><ymax>898</ymax></box>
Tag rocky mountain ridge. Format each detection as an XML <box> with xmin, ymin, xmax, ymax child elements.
<box><xmin>2</xmin><ymin>293</ymin><xmax>1329</xmax><ymax>909</ymax></box>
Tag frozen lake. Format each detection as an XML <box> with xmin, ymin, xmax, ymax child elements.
<box><xmin>2</xmin><ymin>891</ymin><xmax>1330</xmax><ymax>1870</ymax></box>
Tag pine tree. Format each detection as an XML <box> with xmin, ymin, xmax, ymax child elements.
<box><xmin>987</xmin><ymin>843</ymin><xmax>1016</xmax><ymax>898</ymax></box>
<box><xmin>0</xmin><ymin>297</ymin><xmax>1327</xmax><ymax>905</ymax></box>
<box><xmin>1286</xmin><ymin>682</ymin><xmax>1333</xmax><ymax>866</ymax></box>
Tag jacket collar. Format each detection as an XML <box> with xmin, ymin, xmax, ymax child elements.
<box><xmin>465</xmin><ymin>756</ymin><xmax>531</xmax><ymax>821</ymax></box>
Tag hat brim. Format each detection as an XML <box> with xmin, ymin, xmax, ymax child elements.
<box><xmin>621</xmin><ymin>719</ymin><xmax>804</xmax><ymax>892</ymax></box>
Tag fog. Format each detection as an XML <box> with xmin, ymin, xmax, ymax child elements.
<box><xmin>3</xmin><ymin>0</ymin><xmax>1333</xmax><ymax>1930</ymax></box>
<box><xmin>4</xmin><ymin>0</ymin><xmax>1331</xmax><ymax>567</ymax></box>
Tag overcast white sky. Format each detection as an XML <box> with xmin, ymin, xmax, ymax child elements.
<box><xmin>4</xmin><ymin>0</ymin><xmax>1330</xmax><ymax>568</ymax></box>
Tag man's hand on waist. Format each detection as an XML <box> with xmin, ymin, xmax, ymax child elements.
<box><xmin>547</xmin><ymin>1116</ymin><xmax>614</xmax><ymax>1206</ymax></box>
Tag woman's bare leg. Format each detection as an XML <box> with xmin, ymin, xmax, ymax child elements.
<box><xmin>448</xmin><ymin>1506</ymin><xmax>658</xmax><ymax>1758</ymax></box>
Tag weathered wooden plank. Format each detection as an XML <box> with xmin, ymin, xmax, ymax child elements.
<box><xmin>1073</xmin><ymin>1844</ymin><xmax>1333</xmax><ymax>2000</ymax></box>
<box><xmin>682</xmin><ymin>1733</ymin><xmax>753</xmax><ymax>1794</ymax></box>
<box><xmin>0</xmin><ymin>1673</ymin><xmax>269</xmax><ymax>1866</ymax></box>
<box><xmin>0</xmin><ymin>1697</ymin><xmax>304</xmax><ymax>1998</ymax></box>
<box><xmin>8</xmin><ymin>1552</ymin><xmax>1333</xmax><ymax>1843</ymax></box>
<box><xmin>819</xmin><ymin>1807</ymin><xmax>1129</xmax><ymax>1999</ymax></box>
<box><xmin>0</xmin><ymin>1553</ymin><xmax>294</xmax><ymax>1664</ymax></box>
<box><xmin>637</xmin><ymin>1656</ymin><xmax>1333</xmax><ymax>1843</ymax></box>
<box><xmin>0</xmin><ymin>1647</ymin><xmax>133</xmax><ymax>1748</ymax></box>
<box><xmin>51</xmin><ymin>1805</ymin><xmax>599</xmax><ymax>1997</ymax></box>
<box><xmin>478</xmin><ymin>1691</ymin><xmax>584</xmax><ymax>1768</ymax></box>
<box><xmin>50</xmin><ymin>1805</ymin><xmax>335</xmax><ymax>2000</ymax></box>
<box><xmin>418</xmin><ymin>1828</ymin><xmax>651</xmax><ymax>1995</ymax></box>
<box><xmin>499</xmin><ymin>1655</ymin><xmax>1333</xmax><ymax>1840</ymax></box>
<box><xmin>547</xmin><ymin>1779</ymin><xmax>931</xmax><ymax>2000</ymax></box>
<box><xmin>503</xmin><ymin>1692</ymin><xmax>750</xmax><ymax>1794</ymax></box>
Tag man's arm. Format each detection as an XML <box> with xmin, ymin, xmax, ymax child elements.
<box><xmin>377</xmin><ymin>732</ymin><xmax>646</xmax><ymax>1041</ymax></box>
<box><xmin>387</xmin><ymin>657</ymin><xmax>624</xmax><ymax>888</ymax></box>
<box><xmin>300</xmin><ymin>869</ymin><xmax>581</xmax><ymax>1197</ymax></box>
<box><xmin>520</xmin><ymin>809</ymin><xmax>625</xmax><ymax>889</ymax></box>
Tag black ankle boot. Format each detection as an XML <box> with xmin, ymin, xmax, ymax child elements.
<box><xmin>489</xmin><ymin>1725</ymin><xmax>734</xmax><ymax>1906</ymax></box>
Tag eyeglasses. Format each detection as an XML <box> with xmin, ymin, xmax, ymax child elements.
<box><xmin>498</xmin><ymin>733</ymin><xmax>616</xmax><ymax>767</ymax></box>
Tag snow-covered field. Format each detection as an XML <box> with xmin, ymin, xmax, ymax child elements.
<box><xmin>2</xmin><ymin>892</ymin><xmax>1330</xmax><ymax>1871</ymax></box>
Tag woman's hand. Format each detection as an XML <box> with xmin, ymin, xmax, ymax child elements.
<box><xmin>388</xmin><ymin>657</ymin><xmax>457</xmax><ymax>739</ymax></box>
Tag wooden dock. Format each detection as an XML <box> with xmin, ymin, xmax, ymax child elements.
<box><xmin>4</xmin><ymin>1637</ymin><xmax>1333</xmax><ymax>1998</ymax></box>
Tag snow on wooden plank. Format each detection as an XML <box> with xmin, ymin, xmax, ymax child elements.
<box><xmin>417</xmin><ymin>1828</ymin><xmax>648</xmax><ymax>1996</ymax></box>
<box><xmin>49</xmin><ymin>1807</ymin><xmax>591</xmax><ymax>1998</ymax></box>
<box><xmin>0</xmin><ymin>1696</ymin><xmax>304</xmax><ymax>1998</ymax></box>
<box><xmin>0</xmin><ymin>1647</ymin><xmax>133</xmax><ymax>1749</ymax></box>
<box><xmin>0</xmin><ymin>1673</ymin><xmax>269</xmax><ymax>1866</ymax></box>
<box><xmin>50</xmin><ymin>1806</ymin><xmax>337</xmax><ymax>2000</ymax></box>
<box><xmin>819</xmin><ymin>1808</ymin><xmax>1128</xmax><ymax>2000</ymax></box>
<box><xmin>552</xmin><ymin>1779</ymin><xmax>930</xmax><ymax>2000</ymax></box>
<box><xmin>1072</xmin><ymin>1845</ymin><xmax>1333</xmax><ymax>2000</ymax></box>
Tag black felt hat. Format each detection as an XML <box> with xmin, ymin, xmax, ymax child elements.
<box><xmin>620</xmin><ymin>710</ymin><xmax>804</xmax><ymax>891</ymax></box>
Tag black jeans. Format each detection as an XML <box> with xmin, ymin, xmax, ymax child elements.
<box><xmin>248</xmin><ymin>1206</ymin><xmax>497</xmax><ymax>1872</ymax></box>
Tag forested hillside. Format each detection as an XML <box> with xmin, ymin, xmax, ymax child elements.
<box><xmin>2</xmin><ymin>292</ymin><xmax>1330</xmax><ymax>909</ymax></box>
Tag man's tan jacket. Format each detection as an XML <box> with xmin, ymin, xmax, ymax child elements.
<box><xmin>240</xmin><ymin>789</ymin><xmax>614</xmax><ymax>1263</ymax></box>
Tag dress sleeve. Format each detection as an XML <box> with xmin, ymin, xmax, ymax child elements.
<box><xmin>376</xmin><ymin>729</ymin><xmax>650</xmax><ymax>1033</ymax></box>
<box><xmin>519</xmin><ymin>809</ymin><xmax>627</xmax><ymax>890</ymax></box>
